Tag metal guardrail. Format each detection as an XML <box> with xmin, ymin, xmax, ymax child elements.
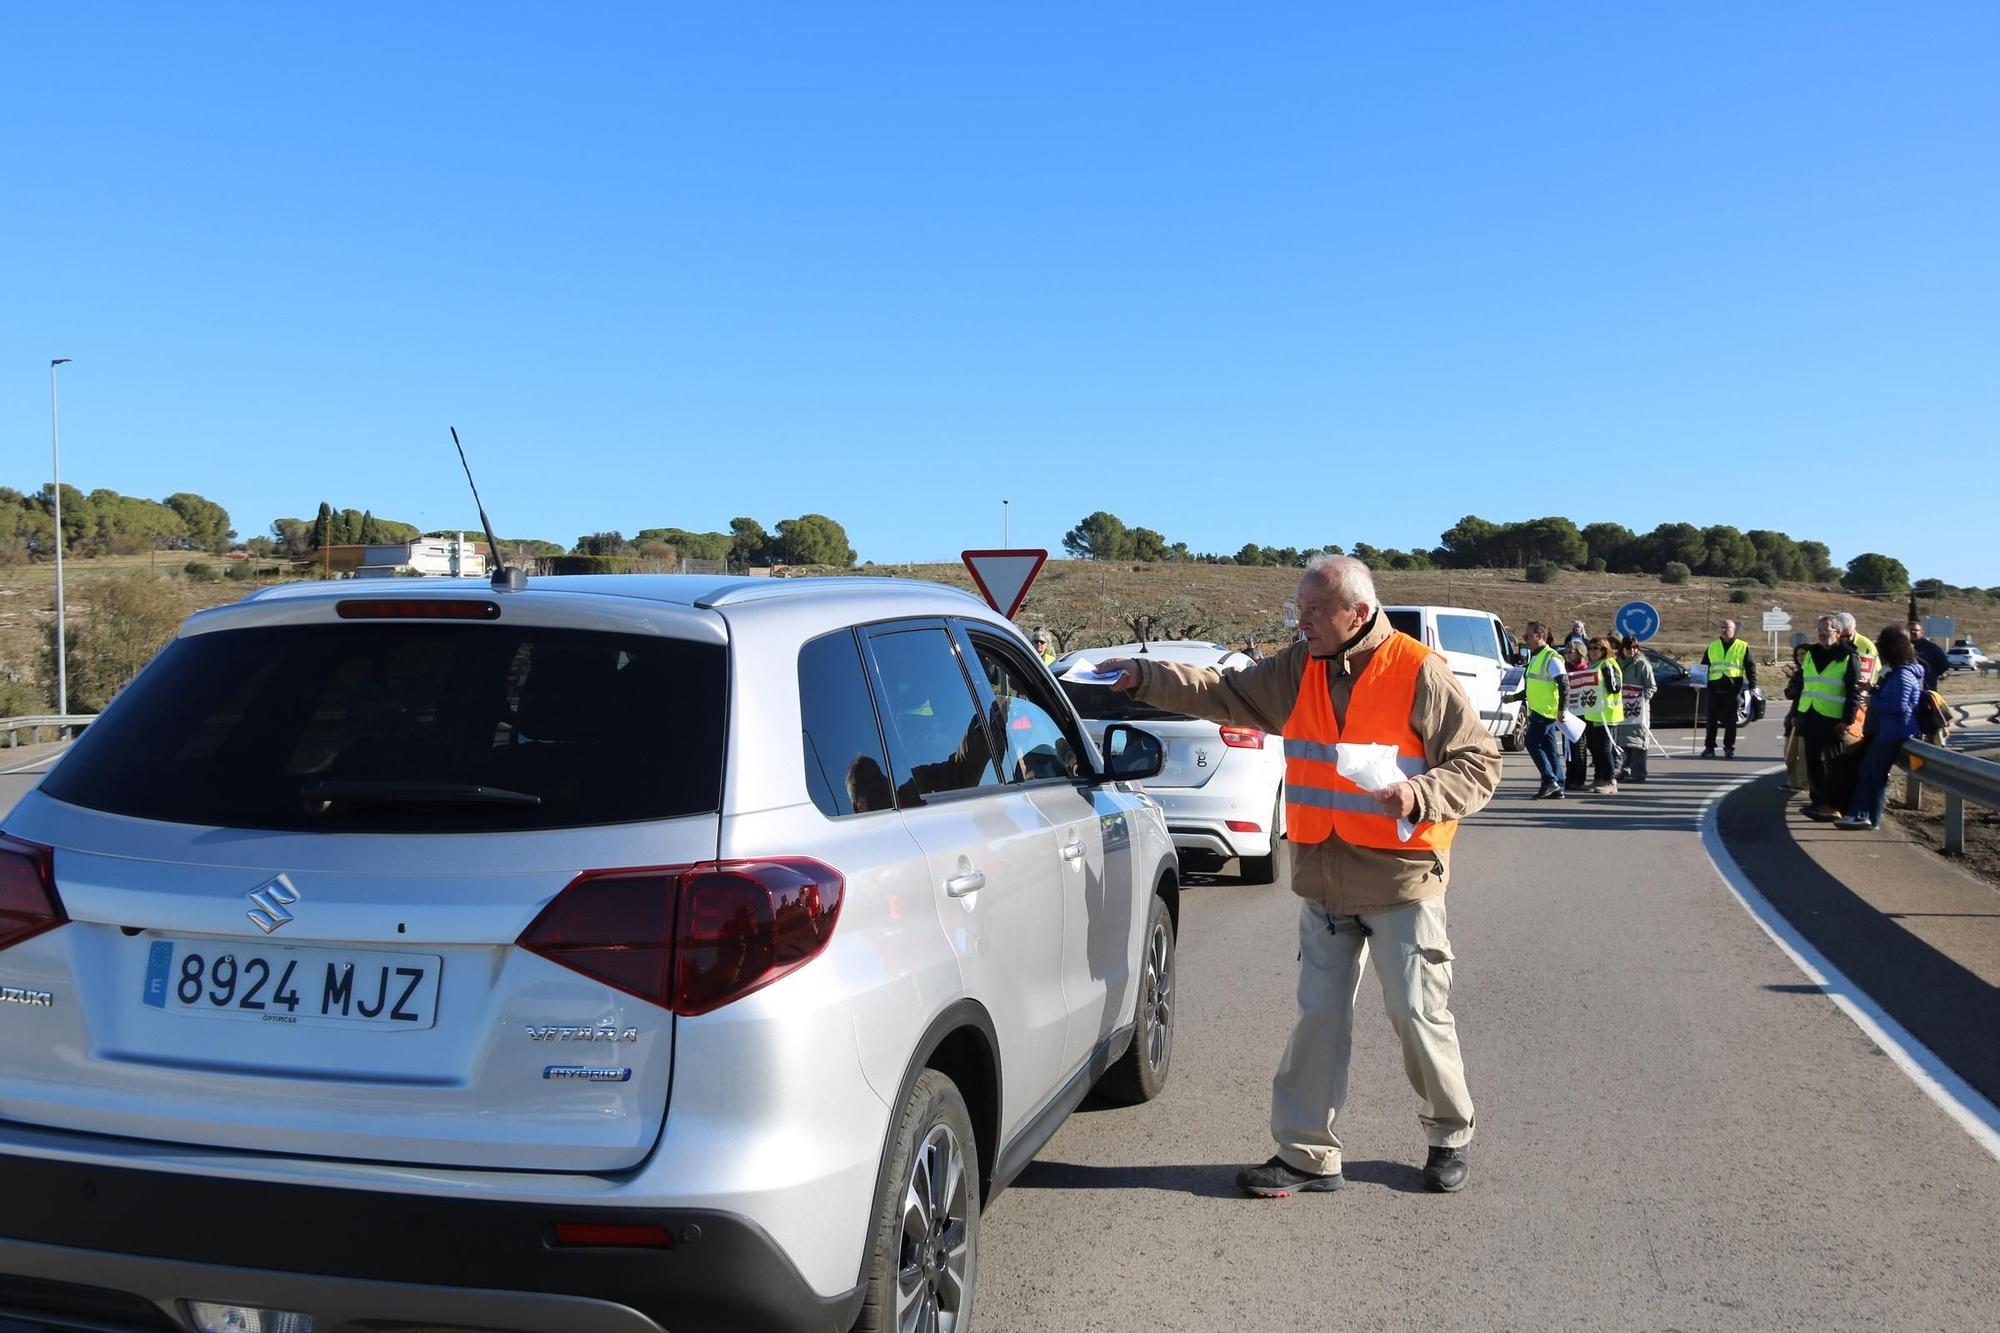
<box><xmin>0</xmin><ymin>715</ymin><xmax>97</xmax><ymax>747</ymax></box>
<box><xmin>1899</xmin><ymin>738</ymin><xmax>2000</xmax><ymax>856</ymax></box>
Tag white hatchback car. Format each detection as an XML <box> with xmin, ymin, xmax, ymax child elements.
<box><xmin>0</xmin><ymin>574</ymin><xmax>1178</xmax><ymax>1333</ymax></box>
<box><xmin>1054</xmin><ymin>641</ymin><xmax>1288</xmax><ymax>883</ymax></box>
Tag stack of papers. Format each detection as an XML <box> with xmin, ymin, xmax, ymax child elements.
<box><xmin>1061</xmin><ymin>658</ymin><xmax>1125</xmax><ymax>685</ymax></box>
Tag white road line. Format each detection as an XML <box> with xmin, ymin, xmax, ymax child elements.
<box><xmin>0</xmin><ymin>752</ymin><xmax>57</xmax><ymax>775</ymax></box>
<box><xmin>1700</xmin><ymin>764</ymin><xmax>2000</xmax><ymax>1162</ymax></box>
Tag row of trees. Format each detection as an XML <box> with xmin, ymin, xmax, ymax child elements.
<box><xmin>1062</xmin><ymin>510</ymin><xmax>1868</xmax><ymax>585</ymax></box>
<box><xmin>574</xmin><ymin>514</ymin><xmax>857</xmax><ymax>568</ymax></box>
<box><xmin>0</xmin><ymin>486</ymin><xmax>235</xmax><ymax>564</ymax></box>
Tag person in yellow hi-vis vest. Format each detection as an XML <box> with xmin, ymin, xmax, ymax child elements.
<box><xmin>1701</xmin><ymin>619</ymin><xmax>1756</xmax><ymax>758</ymax></box>
<box><xmin>1838</xmin><ymin>612</ymin><xmax>1879</xmax><ymax>687</ymax></box>
<box><xmin>1799</xmin><ymin>614</ymin><xmax>1863</xmax><ymax>820</ymax></box>
<box><xmin>1097</xmin><ymin>555</ymin><xmax>1501</xmax><ymax>1197</ymax></box>
<box><xmin>1580</xmin><ymin>638</ymin><xmax>1625</xmax><ymax>793</ymax></box>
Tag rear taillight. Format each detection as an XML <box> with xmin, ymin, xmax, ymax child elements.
<box><xmin>0</xmin><ymin>834</ymin><xmax>66</xmax><ymax>953</ymax></box>
<box><xmin>1219</xmin><ymin>726</ymin><xmax>1265</xmax><ymax>749</ymax></box>
<box><xmin>517</xmin><ymin>858</ymin><xmax>843</xmax><ymax>1016</ymax></box>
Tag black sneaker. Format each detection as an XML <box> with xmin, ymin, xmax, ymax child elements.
<box><xmin>1423</xmin><ymin>1146</ymin><xmax>1469</xmax><ymax>1194</ymax></box>
<box><xmin>1725</xmin><ymin>748</ymin><xmax>1735</xmax><ymax>759</ymax></box>
<box><xmin>1547</xmin><ymin>786</ymin><xmax>1565</xmax><ymax>800</ymax></box>
<box><xmin>1237</xmin><ymin>1156</ymin><xmax>1344</xmax><ymax>1198</ymax></box>
<box><xmin>1534</xmin><ymin>782</ymin><xmax>1559</xmax><ymax>800</ymax></box>
<box><xmin>1700</xmin><ymin>747</ymin><xmax>1716</xmax><ymax>759</ymax></box>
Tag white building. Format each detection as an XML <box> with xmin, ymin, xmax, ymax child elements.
<box><xmin>343</xmin><ymin>533</ymin><xmax>490</xmax><ymax>579</ymax></box>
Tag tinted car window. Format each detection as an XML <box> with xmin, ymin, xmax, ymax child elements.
<box><xmin>1057</xmin><ymin>680</ymin><xmax>1191</xmax><ymax>723</ymax></box>
<box><xmin>1386</xmin><ymin>610</ymin><xmax>1423</xmax><ymax>641</ymax></box>
<box><xmin>866</xmin><ymin>627</ymin><xmax>1001</xmax><ymax>804</ymax></box>
<box><xmin>1645</xmin><ymin>648</ymin><xmax>1687</xmax><ymax>684</ymax></box>
<box><xmin>41</xmin><ymin>624</ymin><xmax>725</xmax><ymax>832</ymax></box>
<box><xmin>966</xmin><ymin>636</ymin><xmax>1084</xmax><ymax>782</ymax></box>
<box><xmin>799</xmin><ymin>630</ymin><xmax>893</xmax><ymax>817</ymax></box>
<box><xmin>1438</xmin><ymin>614</ymin><xmax>1501</xmax><ymax>661</ymax></box>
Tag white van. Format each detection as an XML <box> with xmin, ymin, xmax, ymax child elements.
<box><xmin>1382</xmin><ymin>605</ymin><xmax>1522</xmax><ymax>750</ymax></box>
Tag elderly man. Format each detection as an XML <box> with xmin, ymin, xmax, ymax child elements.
<box><xmin>1838</xmin><ymin>612</ymin><xmax>1878</xmax><ymax>686</ymax></box>
<box><xmin>1100</xmin><ymin>555</ymin><xmax>1502</xmax><ymax>1196</ymax></box>
<box><xmin>1798</xmin><ymin>614</ymin><xmax>1863</xmax><ymax>819</ymax></box>
<box><xmin>1701</xmin><ymin>619</ymin><xmax>1757</xmax><ymax>758</ymax></box>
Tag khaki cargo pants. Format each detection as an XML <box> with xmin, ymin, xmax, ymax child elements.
<box><xmin>1272</xmin><ymin>897</ymin><xmax>1475</xmax><ymax>1175</ymax></box>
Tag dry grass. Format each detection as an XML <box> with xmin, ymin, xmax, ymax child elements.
<box><xmin>830</xmin><ymin>559</ymin><xmax>1999</xmax><ymax>662</ymax></box>
<box><xmin>0</xmin><ymin>556</ymin><xmax>279</xmax><ymax>708</ymax></box>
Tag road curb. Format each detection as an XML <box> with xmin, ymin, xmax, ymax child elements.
<box><xmin>1699</xmin><ymin>764</ymin><xmax>2000</xmax><ymax>1162</ymax></box>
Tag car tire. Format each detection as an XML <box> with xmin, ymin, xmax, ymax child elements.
<box><xmin>1501</xmin><ymin>706</ymin><xmax>1526</xmax><ymax>752</ymax></box>
<box><xmin>1238</xmin><ymin>789</ymin><xmax>1281</xmax><ymax>885</ymax></box>
<box><xmin>853</xmin><ymin>1069</ymin><xmax>980</xmax><ymax>1333</ymax></box>
<box><xmin>1096</xmin><ymin>894</ymin><xmax>1176</xmax><ymax>1105</ymax></box>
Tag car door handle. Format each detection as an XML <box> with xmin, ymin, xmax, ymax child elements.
<box><xmin>944</xmin><ymin>870</ymin><xmax>986</xmax><ymax>897</ymax></box>
<box><xmin>1061</xmin><ymin>840</ymin><xmax>1087</xmax><ymax>862</ymax></box>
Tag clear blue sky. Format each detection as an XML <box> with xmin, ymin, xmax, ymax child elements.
<box><xmin>5</xmin><ymin>4</ymin><xmax>1996</xmax><ymax>582</ymax></box>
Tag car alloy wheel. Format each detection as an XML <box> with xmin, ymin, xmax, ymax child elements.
<box><xmin>1142</xmin><ymin>914</ymin><xmax>1174</xmax><ymax>1077</ymax></box>
<box><xmin>897</xmin><ymin>1120</ymin><xmax>972</xmax><ymax>1333</ymax></box>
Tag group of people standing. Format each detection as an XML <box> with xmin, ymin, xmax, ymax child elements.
<box><xmin>1509</xmin><ymin>621</ymin><xmax>1658</xmax><ymax>798</ymax></box>
<box><xmin>1786</xmin><ymin>613</ymin><xmax>1939</xmax><ymax>831</ymax></box>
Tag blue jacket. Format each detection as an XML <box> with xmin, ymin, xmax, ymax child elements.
<box><xmin>1867</xmin><ymin>663</ymin><xmax>1925</xmax><ymax>743</ymax></box>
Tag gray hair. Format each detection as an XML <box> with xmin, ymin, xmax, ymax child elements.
<box><xmin>1837</xmin><ymin>611</ymin><xmax>1857</xmax><ymax>632</ymax></box>
<box><xmin>1303</xmin><ymin>553</ymin><xmax>1378</xmax><ymax>611</ymax></box>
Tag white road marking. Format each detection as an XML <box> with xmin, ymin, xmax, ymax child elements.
<box><xmin>1701</xmin><ymin>764</ymin><xmax>2000</xmax><ymax>1162</ymax></box>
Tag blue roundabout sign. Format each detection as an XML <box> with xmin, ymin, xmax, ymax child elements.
<box><xmin>1614</xmin><ymin>600</ymin><xmax>1660</xmax><ymax>642</ymax></box>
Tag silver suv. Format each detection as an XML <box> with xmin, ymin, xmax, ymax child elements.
<box><xmin>0</xmin><ymin>574</ymin><xmax>1179</xmax><ymax>1333</ymax></box>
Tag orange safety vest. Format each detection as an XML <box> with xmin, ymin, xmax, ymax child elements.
<box><xmin>1282</xmin><ymin>631</ymin><xmax>1456</xmax><ymax>851</ymax></box>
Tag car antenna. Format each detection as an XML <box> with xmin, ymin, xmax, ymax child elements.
<box><xmin>450</xmin><ymin>426</ymin><xmax>525</xmax><ymax>591</ymax></box>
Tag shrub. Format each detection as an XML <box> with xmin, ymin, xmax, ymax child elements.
<box><xmin>1590</xmin><ymin>557</ymin><xmax>1608</xmax><ymax>573</ymax></box>
<box><xmin>183</xmin><ymin>561</ymin><xmax>220</xmax><ymax>582</ymax></box>
<box><xmin>1662</xmin><ymin>562</ymin><xmax>1692</xmax><ymax>585</ymax></box>
<box><xmin>41</xmin><ymin>574</ymin><xmax>197</xmax><ymax>712</ymax></box>
<box><xmin>1525</xmin><ymin>560</ymin><xmax>1560</xmax><ymax>584</ymax></box>
<box><xmin>541</xmin><ymin>554</ymin><xmax>641</xmax><ymax>575</ymax></box>
<box><xmin>1728</xmin><ymin>588</ymin><xmax>1751</xmax><ymax>604</ymax></box>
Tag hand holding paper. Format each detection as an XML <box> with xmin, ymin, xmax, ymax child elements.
<box><xmin>1334</xmin><ymin>741</ymin><xmax>1418</xmax><ymax>842</ymax></box>
<box><xmin>1061</xmin><ymin>658</ymin><xmax>1127</xmax><ymax>686</ymax></box>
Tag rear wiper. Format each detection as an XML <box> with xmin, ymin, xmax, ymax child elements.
<box><xmin>301</xmin><ymin>780</ymin><xmax>542</xmax><ymax>809</ymax></box>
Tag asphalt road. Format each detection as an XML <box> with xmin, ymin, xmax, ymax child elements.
<box><xmin>979</xmin><ymin>728</ymin><xmax>2000</xmax><ymax>1332</ymax></box>
<box><xmin>4</xmin><ymin>731</ymin><xmax>1998</xmax><ymax>1330</ymax></box>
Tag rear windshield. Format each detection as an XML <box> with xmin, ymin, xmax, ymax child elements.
<box><xmin>1385</xmin><ymin>610</ymin><xmax>1422</xmax><ymax>641</ymax></box>
<box><xmin>1058</xmin><ymin>680</ymin><xmax>1191</xmax><ymax>723</ymax></box>
<box><xmin>41</xmin><ymin>623</ymin><xmax>726</xmax><ymax>833</ymax></box>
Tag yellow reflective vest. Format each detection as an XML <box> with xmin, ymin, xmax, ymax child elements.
<box><xmin>1705</xmin><ymin>637</ymin><xmax>1749</xmax><ymax>684</ymax></box>
<box><xmin>1525</xmin><ymin>646</ymin><xmax>1562</xmax><ymax>719</ymax></box>
<box><xmin>1796</xmin><ymin>651</ymin><xmax>1853</xmax><ymax>718</ymax></box>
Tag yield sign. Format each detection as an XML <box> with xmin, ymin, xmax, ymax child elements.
<box><xmin>961</xmin><ymin>549</ymin><xmax>1048</xmax><ymax>619</ymax></box>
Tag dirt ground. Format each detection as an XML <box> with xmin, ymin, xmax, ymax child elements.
<box><xmin>1885</xmin><ymin>749</ymin><xmax>2000</xmax><ymax>889</ymax></box>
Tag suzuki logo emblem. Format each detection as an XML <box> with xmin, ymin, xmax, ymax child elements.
<box><xmin>246</xmin><ymin>874</ymin><xmax>303</xmax><ymax>934</ymax></box>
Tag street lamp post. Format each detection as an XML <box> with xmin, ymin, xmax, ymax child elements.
<box><xmin>49</xmin><ymin>359</ymin><xmax>72</xmax><ymax>720</ymax></box>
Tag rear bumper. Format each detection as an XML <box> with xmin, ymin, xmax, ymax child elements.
<box><xmin>0</xmin><ymin>1152</ymin><xmax>861</xmax><ymax>1333</ymax></box>
<box><xmin>1152</xmin><ymin>785</ymin><xmax>1278</xmax><ymax>861</ymax></box>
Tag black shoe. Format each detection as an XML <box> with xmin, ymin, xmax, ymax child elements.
<box><xmin>1700</xmin><ymin>747</ymin><xmax>1716</xmax><ymax>759</ymax></box>
<box><xmin>1725</xmin><ymin>748</ymin><xmax>1735</xmax><ymax>759</ymax></box>
<box><xmin>1534</xmin><ymin>782</ymin><xmax>1558</xmax><ymax>800</ymax></box>
<box><xmin>1237</xmin><ymin>1156</ymin><xmax>1344</xmax><ymax>1198</ymax></box>
<box><xmin>1423</xmin><ymin>1146</ymin><xmax>1469</xmax><ymax>1194</ymax></box>
<box><xmin>1547</xmin><ymin>786</ymin><xmax>1565</xmax><ymax>800</ymax></box>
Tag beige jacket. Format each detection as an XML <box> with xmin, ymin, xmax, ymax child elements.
<box><xmin>1130</xmin><ymin>614</ymin><xmax>1502</xmax><ymax>914</ymax></box>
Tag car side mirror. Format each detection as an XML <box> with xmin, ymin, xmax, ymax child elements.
<box><xmin>1101</xmin><ymin>724</ymin><xmax>1165</xmax><ymax>781</ymax></box>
